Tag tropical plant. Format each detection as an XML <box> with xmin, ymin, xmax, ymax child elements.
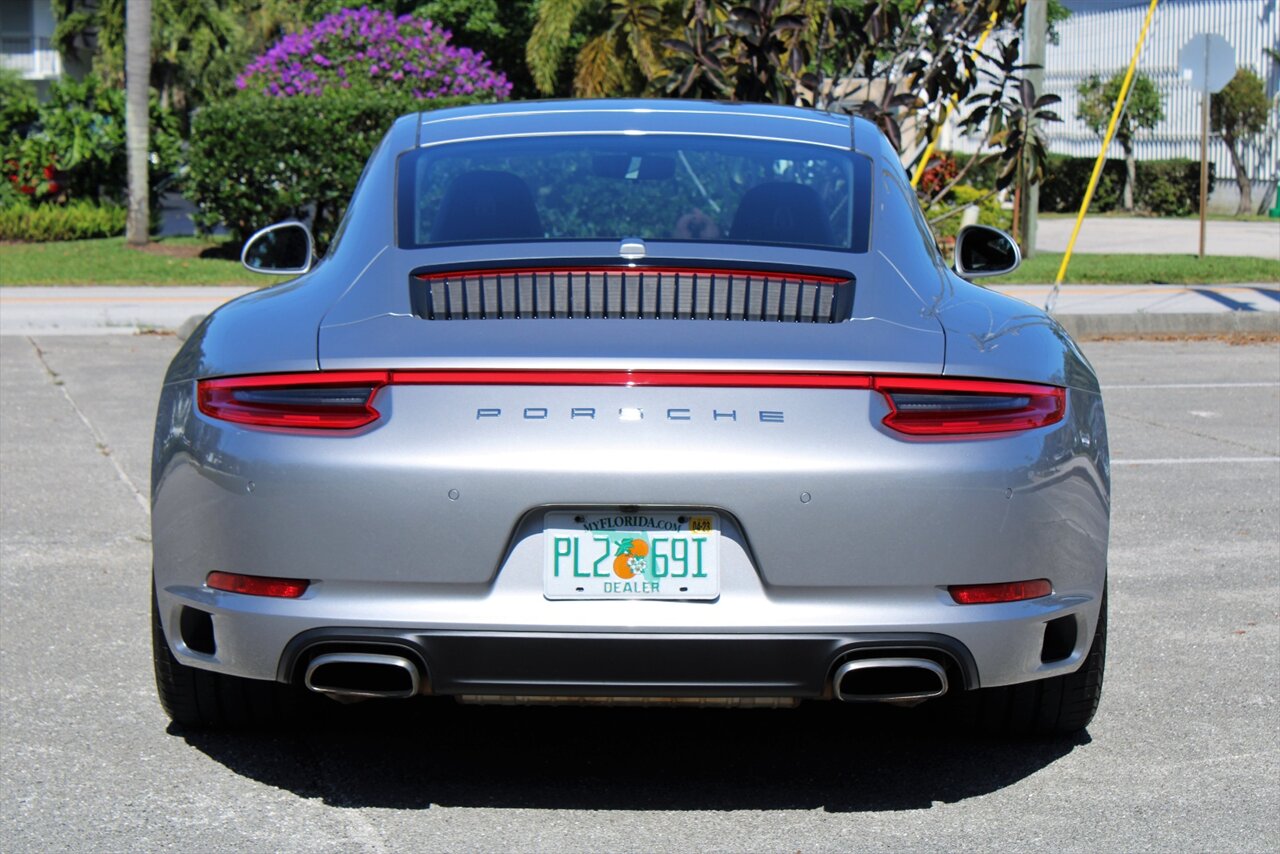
<box><xmin>1076</xmin><ymin>70</ymin><xmax>1164</xmax><ymax>211</ymax></box>
<box><xmin>527</xmin><ymin>0</ymin><xmax>676</xmax><ymax>97</ymax></box>
<box><xmin>954</xmin><ymin>39</ymin><xmax>1062</xmax><ymax>241</ymax></box>
<box><xmin>656</xmin><ymin>0</ymin><xmax>1042</xmax><ymax>168</ymax></box>
<box><xmin>0</xmin><ymin>70</ymin><xmax>39</xmax><ymax>141</ymax></box>
<box><xmin>1211</xmin><ymin>68</ymin><xmax>1271</xmax><ymax>215</ymax></box>
<box><xmin>2</xmin><ymin>74</ymin><xmax>180</xmax><ymax>211</ymax></box>
<box><xmin>657</xmin><ymin>0</ymin><xmax>808</xmax><ymax>104</ymax></box>
<box><xmin>236</xmin><ymin>6</ymin><xmax>512</xmax><ymax>99</ymax></box>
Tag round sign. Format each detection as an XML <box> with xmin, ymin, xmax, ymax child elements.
<box><xmin>1178</xmin><ymin>33</ymin><xmax>1236</xmax><ymax>94</ymax></box>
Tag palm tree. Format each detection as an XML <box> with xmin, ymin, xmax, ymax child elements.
<box><xmin>527</xmin><ymin>0</ymin><xmax>674</xmax><ymax>97</ymax></box>
<box><xmin>125</xmin><ymin>0</ymin><xmax>151</xmax><ymax>245</ymax></box>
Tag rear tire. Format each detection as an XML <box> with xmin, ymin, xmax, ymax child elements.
<box><xmin>952</xmin><ymin>590</ymin><xmax>1106</xmax><ymax>736</ymax></box>
<box><xmin>152</xmin><ymin>583</ymin><xmax>308</xmax><ymax>728</ymax></box>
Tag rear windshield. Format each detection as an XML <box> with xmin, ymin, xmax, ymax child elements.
<box><xmin>396</xmin><ymin>135</ymin><xmax>870</xmax><ymax>252</ymax></box>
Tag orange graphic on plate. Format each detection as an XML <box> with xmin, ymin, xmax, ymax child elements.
<box><xmin>612</xmin><ymin>537</ymin><xmax>649</xmax><ymax>579</ymax></box>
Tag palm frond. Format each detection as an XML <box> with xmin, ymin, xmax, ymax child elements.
<box><xmin>528</xmin><ymin>0</ymin><xmax>597</xmax><ymax>95</ymax></box>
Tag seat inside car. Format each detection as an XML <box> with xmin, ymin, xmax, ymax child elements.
<box><xmin>730</xmin><ymin>182</ymin><xmax>835</xmax><ymax>246</ymax></box>
<box><xmin>429</xmin><ymin>170</ymin><xmax>544</xmax><ymax>243</ymax></box>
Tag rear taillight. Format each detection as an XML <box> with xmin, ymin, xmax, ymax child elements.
<box><xmin>198</xmin><ymin>372</ymin><xmax>388</xmax><ymax>429</ymax></box>
<box><xmin>949</xmin><ymin>579</ymin><xmax>1053</xmax><ymax>604</ymax></box>
<box><xmin>874</xmin><ymin>378</ymin><xmax>1065</xmax><ymax>436</ymax></box>
<box><xmin>195</xmin><ymin>370</ymin><xmax>1064</xmax><ymax>436</ymax></box>
<box><xmin>206</xmin><ymin>571</ymin><xmax>309</xmax><ymax>598</ymax></box>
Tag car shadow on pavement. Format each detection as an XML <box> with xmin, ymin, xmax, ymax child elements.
<box><xmin>175</xmin><ymin>697</ymin><xmax>1088</xmax><ymax>813</ymax></box>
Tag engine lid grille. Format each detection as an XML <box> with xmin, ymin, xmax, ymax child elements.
<box><xmin>410</xmin><ymin>266</ymin><xmax>853</xmax><ymax>323</ymax></box>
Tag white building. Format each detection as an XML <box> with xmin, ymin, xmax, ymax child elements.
<box><xmin>944</xmin><ymin>0</ymin><xmax>1279</xmax><ymax>211</ymax></box>
<box><xmin>0</xmin><ymin>0</ymin><xmax>62</xmax><ymax>95</ymax></box>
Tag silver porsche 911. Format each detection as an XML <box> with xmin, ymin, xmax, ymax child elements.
<box><xmin>152</xmin><ymin>100</ymin><xmax>1108</xmax><ymax>734</ymax></box>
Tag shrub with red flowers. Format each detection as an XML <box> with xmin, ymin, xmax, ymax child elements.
<box><xmin>918</xmin><ymin>153</ymin><xmax>959</xmax><ymax>197</ymax></box>
<box><xmin>5</xmin><ymin>152</ymin><xmax>62</xmax><ymax>200</ymax></box>
<box><xmin>235</xmin><ymin>6</ymin><xmax>512</xmax><ymax>101</ymax></box>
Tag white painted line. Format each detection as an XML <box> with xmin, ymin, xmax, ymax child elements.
<box><xmin>1113</xmin><ymin>457</ymin><xmax>1280</xmax><ymax>465</ymax></box>
<box><xmin>1102</xmin><ymin>382</ymin><xmax>1280</xmax><ymax>390</ymax></box>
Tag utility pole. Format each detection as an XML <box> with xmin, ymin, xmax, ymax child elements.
<box><xmin>1020</xmin><ymin>0</ymin><xmax>1047</xmax><ymax>259</ymax></box>
<box><xmin>125</xmin><ymin>0</ymin><xmax>151</xmax><ymax>246</ymax></box>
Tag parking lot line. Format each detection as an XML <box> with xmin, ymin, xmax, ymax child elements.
<box><xmin>1102</xmin><ymin>382</ymin><xmax>1280</xmax><ymax>390</ymax></box>
<box><xmin>1112</xmin><ymin>456</ymin><xmax>1280</xmax><ymax>465</ymax></box>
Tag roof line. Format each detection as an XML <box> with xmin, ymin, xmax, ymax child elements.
<box><xmin>417</xmin><ymin>129</ymin><xmax>850</xmax><ymax>150</ymax></box>
<box><xmin>419</xmin><ymin>106</ymin><xmax>848</xmax><ymax>129</ymax></box>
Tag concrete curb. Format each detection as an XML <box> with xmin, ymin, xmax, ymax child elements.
<box><xmin>1055</xmin><ymin>312</ymin><xmax>1280</xmax><ymax>338</ymax></box>
<box><xmin>176</xmin><ymin>315</ymin><xmax>206</xmax><ymax>341</ymax></box>
<box><xmin>174</xmin><ymin>312</ymin><xmax>1280</xmax><ymax>343</ymax></box>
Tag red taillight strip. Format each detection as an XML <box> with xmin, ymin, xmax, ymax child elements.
<box><xmin>414</xmin><ymin>266</ymin><xmax>849</xmax><ymax>285</ymax></box>
<box><xmin>195</xmin><ymin>370</ymin><xmax>1065</xmax><ymax>435</ymax></box>
<box><xmin>949</xmin><ymin>579</ymin><xmax>1053</xmax><ymax>605</ymax></box>
<box><xmin>207</xmin><ymin>571</ymin><xmax>310</xmax><ymax>599</ymax></box>
<box><xmin>388</xmin><ymin>369</ymin><xmax>874</xmax><ymax>388</ymax></box>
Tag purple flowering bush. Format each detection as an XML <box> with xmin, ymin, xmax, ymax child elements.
<box><xmin>236</xmin><ymin>6</ymin><xmax>512</xmax><ymax>100</ymax></box>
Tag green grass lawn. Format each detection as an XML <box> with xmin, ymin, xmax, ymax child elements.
<box><xmin>0</xmin><ymin>236</ymin><xmax>266</xmax><ymax>286</ymax></box>
<box><xmin>984</xmin><ymin>252</ymin><xmax>1280</xmax><ymax>285</ymax></box>
<box><xmin>1</xmin><ymin>236</ymin><xmax>1276</xmax><ymax>287</ymax></box>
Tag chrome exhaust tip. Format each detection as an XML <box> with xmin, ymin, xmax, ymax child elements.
<box><xmin>833</xmin><ymin>657</ymin><xmax>949</xmax><ymax>704</ymax></box>
<box><xmin>304</xmin><ymin>652</ymin><xmax>421</xmax><ymax>699</ymax></box>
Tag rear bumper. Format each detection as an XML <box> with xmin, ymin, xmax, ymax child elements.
<box><xmin>275</xmin><ymin>628</ymin><xmax>980</xmax><ymax>698</ymax></box>
<box><xmin>156</xmin><ymin>580</ymin><xmax>1102</xmax><ymax>694</ymax></box>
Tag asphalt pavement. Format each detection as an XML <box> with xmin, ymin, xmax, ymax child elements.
<box><xmin>1035</xmin><ymin>216</ymin><xmax>1280</xmax><ymax>260</ymax></box>
<box><xmin>1</xmin><ymin>333</ymin><xmax>1277</xmax><ymax>852</ymax></box>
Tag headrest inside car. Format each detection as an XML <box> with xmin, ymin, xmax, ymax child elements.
<box><xmin>730</xmin><ymin>182</ymin><xmax>835</xmax><ymax>247</ymax></box>
<box><xmin>430</xmin><ymin>170</ymin><xmax>543</xmax><ymax>243</ymax></box>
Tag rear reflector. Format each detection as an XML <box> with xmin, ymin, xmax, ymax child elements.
<box><xmin>948</xmin><ymin>579</ymin><xmax>1053</xmax><ymax>605</ymax></box>
<box><xmin>207</xmin><ymin>571</ymin><xmax>309</xmax><ymax>599</ymax></box>
<box><xmin>874</xmin><ymin>377</ymin><xmax>1065</xmax><ymax>435</ymax></box>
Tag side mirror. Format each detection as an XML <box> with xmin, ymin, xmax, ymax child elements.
<box><xmin>241</xmin><ymin>222</ymin><xmax>314</xmax><ymax>275</ymax></box>
<box><xmin>954</xmin><ymin>224</ymin><xmax>1021</xmax><ymax>278</ymax></box>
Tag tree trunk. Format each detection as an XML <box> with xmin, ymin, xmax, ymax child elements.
<box><xmin>1222</xmin><ymin>132</ymin><xmax>1253</xmax><ymax>216</ymax></box>
<box><xmin>1122</xmin><ymin>141</ymin><xmax>1136</xmax><ymax>212</ymax></box>
<box><xmin>125</xmin><ymin>0</ymin><xmax>152</xmax><ymax>246</ymax></box>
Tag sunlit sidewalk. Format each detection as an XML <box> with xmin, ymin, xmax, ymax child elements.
<box><xmin>993</xmin><ymin>284</ymin><xmax>1280</xmax><ymax>314</ymax></box>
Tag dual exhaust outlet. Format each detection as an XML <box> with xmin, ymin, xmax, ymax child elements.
<box><xmin>301</xmin><ymin>651</ymin><xmax>949</xmax><ymax>705</ymax></box>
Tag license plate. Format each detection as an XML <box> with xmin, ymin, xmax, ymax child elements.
<box><xmin>543</xmin><ymin>511</ymin><xmax>720</xmax><ymax>600</ymax></box>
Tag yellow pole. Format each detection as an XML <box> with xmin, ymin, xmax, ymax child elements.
<box><xmin>910</xmin><ymin>11</ymin><xmax>1000</xmax><ymax>189</ymax></box>
<box><xmin>1046</xmin><ymin>0</ymin><xmax>1160</xmax><ymax>312</ymax></box>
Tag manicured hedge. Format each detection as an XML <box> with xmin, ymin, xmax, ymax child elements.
<box><xmin>934</xmin><ymin>151</ymin><xmax>1214</xmax><ymax>217</ymax></box>
<box><xmin>0</xmin><ymin>200</ymin><xmax>126</xmax><ymax>241</ymax></box>
<box><xmin>1039</xmin><ymin>155</ymin><xmax>1213</xmax><ymax>217</ymax></box>
<box><xmin>185</xmin><ymin>90</ymin><xmax>488</xmax><ymax>249</ymax></box>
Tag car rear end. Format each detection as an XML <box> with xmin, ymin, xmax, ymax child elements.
<box><xmin>151</xmin><ymin>102</ymin><xmax>1108</xmax><ymax>728</ymax></box>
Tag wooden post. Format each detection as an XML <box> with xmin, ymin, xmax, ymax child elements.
<box><xmin>1198</xmin><ymin>91</ymin><xmax>1209</xmax><ymax>259</ymax></box>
